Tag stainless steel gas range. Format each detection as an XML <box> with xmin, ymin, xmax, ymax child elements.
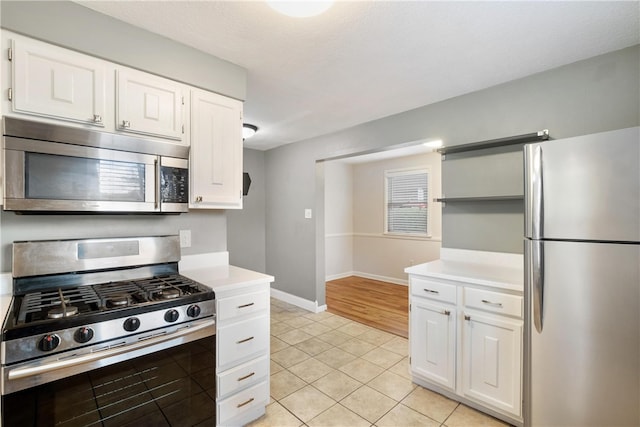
<box><xmin>1</xmin><ymin>235</ymin><xmax>218</xmax><ymax>426</ymax></box>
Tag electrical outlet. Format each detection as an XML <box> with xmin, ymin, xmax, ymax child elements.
<box><xmin>305</xmin><ymin>209</ymin><xmax>312</xmax><ymax>219</ymax></box>
<box><xmin>179</xmin><ymin>230</ymin><xmax>191</xmax><ymax>248</ymax></box>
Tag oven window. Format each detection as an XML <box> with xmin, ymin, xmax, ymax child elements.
<box><xmin>2</xmin><ymin>338</ymin><xmax>216</xmax><ymax>427</ymax></box>
<box><xmin>25</xmin><ymin>153</ymin><xmax>146</xmax><ymax>202</ymax></box>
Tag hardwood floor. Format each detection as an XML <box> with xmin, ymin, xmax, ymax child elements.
<box><xmin>326</xmin><ymin>276</ymin><xmax>409</xmax><ymax>338</ymax></box>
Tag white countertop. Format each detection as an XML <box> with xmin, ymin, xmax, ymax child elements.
<box><xmin>178</xmin><ymin>251</ymin><xmax>274</xmax><ymax>293</ymax></box>
<box><xmin>405</xmin><ymin>248</ymin><xmax>523</xmax><ymax>291</ymax></box>
<box><xmin>182</xmin><ymin>264</ymin><xmax>274</xmax><ymax>293</ymax></box>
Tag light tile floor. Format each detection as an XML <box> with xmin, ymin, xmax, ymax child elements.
<box><xmin>247</xmin><ymin>298</ymin><xmax>512</xmax><ymax>427</ymax></box>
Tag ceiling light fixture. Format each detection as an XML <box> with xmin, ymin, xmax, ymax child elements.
<box><xmin>243</xmin><ymin>124</ymin><xmax>258</xmax><ymax>140</ymax></box>
<box><xmin>267</xmin><ymin>1</ymin><xmax>333</xmax><ymax>18</ymax></box>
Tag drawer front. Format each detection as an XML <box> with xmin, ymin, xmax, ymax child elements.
<box><xmin>218</xmin><ymin>355</ymin><xmax>269</xmax><ymax>399</ymax></box>
<box><xmin>218</xmin><ymin>290</ymin><xmax>269</xmax><ymax>323</ymax></box>
<box><xmin>411</xmin><ymin>277</ymin><xmax>457</xmax><ymax>304</ymax></box>
<box><xmin>217</xmin><ymin>380</ymin><xmax>269</xmax><ymax>426</ymax></box>
<box><xmin>218</xmin><ymin>315</ymin><xmax>269</xmax><ymax>368</ymax></box>
<box><xmin>464</xmin><ymin>287</ymin><xmax>523</xmax><ymax>318</ymax></box>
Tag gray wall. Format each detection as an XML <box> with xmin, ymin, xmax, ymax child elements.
<box><xmin>0</xmin><ymin>210</ymin><xmax>226</xmax><ymax>272</ymax></box>
<box><xmin>1</xmin><ymin>1</ymin><xmax>246</xmax><ymax>100</ymax></box>
<box><xmin>265</xmin><ymin>45</ymin><xmax>640</xmax><ymax>303</ymax></box>
<box><xmin>441</xmin><ymin>145</ymin><xmax>526</xmax><ymax>253</ymax></box>
<box><xmin>0</xmin><ymin>1</ymin><xmax>248</xmax><ymax>273</ymax></box>
<box><xmin>227</xmin><ymin>149</ymin><xmax>267</xmax><ymax>273</ymax></box>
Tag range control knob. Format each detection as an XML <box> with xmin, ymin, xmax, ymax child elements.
<box><xmin>164</xmin><ymin>309</ymin><xmax>179</xmax><ymax>323</ymax></box>
<box><xmin>186</xmin><ymin>305</ymin><xmax>201</xmax><ymax>318</ymax></box>
<box><xmin>74</xmin><ymin>327</ymin><xmax>94</xmax><ymax>343</ymax></box>
<box><xmin>38</xmin><ymin>334</ymin><xmax>60</xmax><ymax>352</ymax></box>
<box><xmin>123</xmin><ymin>317</ymin><xmax>141</xmax><ymax>332</ymax></box>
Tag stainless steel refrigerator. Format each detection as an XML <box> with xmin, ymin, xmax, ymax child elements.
<box><xmin>524</xmin><ymin>126</ymin><xmax>640</xmax><ymax>427</ymax></box>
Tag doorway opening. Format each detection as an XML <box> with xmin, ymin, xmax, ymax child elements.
<box><xmin>320</xmin><ymin>144</ymin><xmax>443</xmax><ymax>337</ymax></box>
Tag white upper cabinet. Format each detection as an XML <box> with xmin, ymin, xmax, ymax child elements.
<box><xmin>11</xmin><ymin>37</ymin><xmax>106</xmax><ymax>126</ymax></box>
<box><xmin>116</xmin><ymin>69</ymin><xmax>184</xmax><ymax>142</ymax></box>
<box><xmin>190</xmin><ymin>89</ymin><xmax>243</xmax><ymax>209</ymax></box>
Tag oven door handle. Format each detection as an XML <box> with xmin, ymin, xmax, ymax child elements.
<box><xmin>6</xmin><ymin>319</ymin><xmax>215</xmax><ymax>381</ymax></box>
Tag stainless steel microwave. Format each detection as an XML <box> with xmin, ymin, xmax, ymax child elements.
<box><xmin>2</xmin><ymin>117</ymin><xmax>189</xmax><ymax>213</ymax></box>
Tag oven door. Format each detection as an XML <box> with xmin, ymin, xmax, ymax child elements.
<box><xmin>4</xmin><ymin>136</ymin><xmax>159</xmax><ymax>213</ymax></box>
<box><xmin>2</xmin><ymin>323</ymin><xmax>216</xmax><ymax>426</ymax></box>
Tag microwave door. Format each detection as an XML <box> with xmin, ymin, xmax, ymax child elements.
<box><xmin>3</xmin><ymin>136</ymin><xmax>159</xmax><ymax>213</ymax></box>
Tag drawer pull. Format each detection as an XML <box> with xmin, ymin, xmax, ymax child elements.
<box><xmin>238</xmin><ymin>302</ymin><xmax>255</xmax><ymax>309</ymax></box>
<box><xmin>423</xmin><ymin>288</ymin><xmax>439</xmax><ymax>294</ymax></box>
<box><xmin>236</xmin><ymin>397</ymin><xmax>255</xmax><ymax>408</ymax></box>
<box><xmin>443</xmin><ymin>310</ymin><xmax>451</xmax><ymax>316</ymax></box>
<box><xmin>481</xmin><ymin>299</ymin><xmax>504</xmax><ymax>307</ymax></box>
<box><xmin>237</xmin><ymin>336</ymin><xmax>255</xmax><ymax>344</ymax></box>
<box><xmin>464</xmin><ymin>315</ymin><xmax>471</xmax><ymax>321</ymax></box>
<box><xmin>237</xmin><ymin>372</ymin><xmax>256</xmax><ymax>382</ymax></box>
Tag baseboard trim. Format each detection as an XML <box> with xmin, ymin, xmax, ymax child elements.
<box><xmin>270</xmin><ymin>288</ymin><xmax>327</xmax><ymax>313</ymax></box>
<box><xmin>325</xmin><ymin>271</ymin><xmax>408</xmax><ymax>286</ymax></box>
<box><xmin>325</xmin><ymin>271</ymin><xmax>355</xmax><ymax>282</ymax></box>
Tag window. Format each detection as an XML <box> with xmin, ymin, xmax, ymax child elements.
<box><xmin>385</xmin><ymin>167</ymin><xmax>429</xmax><ymax>236</ymax></box>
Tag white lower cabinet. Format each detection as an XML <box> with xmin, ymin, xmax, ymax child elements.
<box><xmin>216</xmin><ymin>283</ymin><xmax>270</xmax><ymax>426</ymax></box>
<box><xmin>410</xmin><ymin>299</ymin><xmax>456</xmax><ymax>390</ymax></box>
<box><xmin>408</xmin><ymin>275</ymin><xmax>523</xmax><ymax>425</ymax></box>
<box><xmin>218</xmin><ymin>315</ymin><xmax>269</xmax><ymax>369</ymax></box>
<box><xmin>462</xmin><ymin>310</ymin><xmax>523</xmax><ymax>417</ymax></box>
<box><xmin>217</xmin><ymin>381</ymin><xmax>269</xmax><ymax>427</ymax></box>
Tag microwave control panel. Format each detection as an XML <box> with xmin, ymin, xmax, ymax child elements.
<box><xmin>161</xmin><ymin>166</ymin><xmax>188</xmax><ymax>203</ymax></box>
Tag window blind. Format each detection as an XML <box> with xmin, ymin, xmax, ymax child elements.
<box><xmin>386</xmin><ymin>170</ymin><xmax>428</xmax><ymax>235</ymax></box>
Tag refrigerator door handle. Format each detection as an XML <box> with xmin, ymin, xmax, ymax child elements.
<box><xmin>531</xmin><ymin>240</ymin><xmax>545</xmax><ymax>333</ymax></box>
<box><xmin>525</xmin><ymin>143</ymin><xmax>543</xmax><ymax>239</ymax></box>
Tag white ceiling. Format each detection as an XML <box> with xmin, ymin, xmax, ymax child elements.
<box><xmin>77</xmin><ymin>1</ymin><xmax>640</xmax><ymax>151</ymax></box>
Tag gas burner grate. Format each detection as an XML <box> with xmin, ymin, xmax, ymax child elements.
<box><xmin>18</xmin><ymin>287</ymin><xmax>101</xmax><ymax>324</ymax></box>
<box><xmin>133</xmin><ymin>275</ymin><xmax>202</xmax><ymax>300</ymax></box>
<box><xmin>92</xmin><ymin>282</ymin><xmax>149</xmax><ymax>307</ymax></box>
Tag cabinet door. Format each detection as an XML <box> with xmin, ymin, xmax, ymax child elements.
<box><xmin>12</xmin><ymin>38</ymin><xmax>105</xmax><ymax>126</ymax></box>
<box><xmin>462</xmin><ymin>310</ymin><xmax>522</xmax><ymax>417</ymax></box>
<box><xmin>410</xmin><ymin>299</ymin><xmax>456</xmax><ymax>390</ymax></box>
<box><xmin>190</xmin><ymin>89</ymin><xmax>243</xmax><ymax>209</ymax></box>
<box><xmin>116</xmin><ymin>69</ymin><xmax>184</xmax><ymax>141</ymax></box>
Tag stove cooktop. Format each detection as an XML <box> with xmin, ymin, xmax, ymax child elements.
<box><xmin>3</xmin><ymin>274</ymin><xmax>214</xmax><ymax>342</ymax></box>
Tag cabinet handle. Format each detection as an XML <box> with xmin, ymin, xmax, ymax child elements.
<box><xmin>464</xmin><ymin>315</ymin><xmax>471</xmax><ymax>321</ymax></box>
<box><xmin>443</xmin><ymin>310</ymin><xmax>451</xmax><ymax>316</ymax></box>
<box><xmin>236</xmin><ymin>397</ymin><xmax>254</xmax><ymax>408</ymax></box>
<box><xmin>423</xmin><ymin>288</ymin><xmax>439</xmax><ymax>294</ymax></box>
<box><xmin>237</xmin><ymin>336</ymin><xmax>254</xmax><ymax>344</ymax></box>
<box><xmin>154</xmin><ymin>159</ymin><xmax>159</xmax><ymax>209</ymax></box>
<box><xmin>121</xmin><ymin>120</ymin><xmax>131</xmax><ymax>128</ymax></box>
<box><xmin>481</xmin><ymin>299</ymin><xmax>503</xmax><ymax>307</ymax></box>
<box><xmin>237</xmin><ymin>372</ymin><xmax>256</xmax><ymax>382</ymax></box>
<box><xmin>93</xmin><ymin>114</ymin><xmax>102</xmax><ymax>123</ymax></box>
<box><xmin>195</xmin><ymin>196</ymin><xmax>203</xmax><ymax>203</ymax></box>
<box><xmin>238</xmin><ymin>302</ymin><xmax>255</xmax><ymax>309</ymax></box>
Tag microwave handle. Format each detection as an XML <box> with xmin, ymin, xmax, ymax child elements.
<box><xmin>154</xmin><ymin>158</ymin><xmax>160</xmax><ymax>210</ymax></box>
